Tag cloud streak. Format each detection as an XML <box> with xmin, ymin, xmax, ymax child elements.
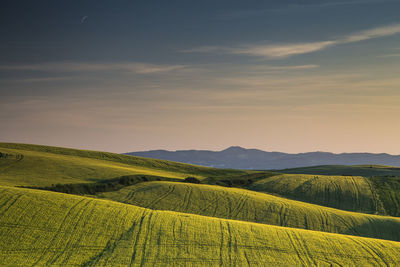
<box><xmin>256</xmin><ymin>64</ymin><xmax>319</xmax><ymax>71</ymax></box>
<box><xmin>184</xmin><ymin>24</ymin><xmax>400</xmax><ymax>58</ymax></box>
<box><xmin>0</xmin><ymin>62</ymin><xmax>186</xmax><ymax>74</ymax></box>
<box><xmin>377</xmin><ymin>53</ymin><xmax>400</xmax><ymax>58</ymax></box>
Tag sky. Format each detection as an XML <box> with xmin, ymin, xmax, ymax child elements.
<box><xmin>1</xmin><ymin>0</ymin><xmax>400</xmax><ymax>154</ymax></box>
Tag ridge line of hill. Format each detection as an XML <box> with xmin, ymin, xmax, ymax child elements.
<box><xmin>127</xmin><ymin>146</ymin><xmax>400</xmax><ymax>169</ymax></box>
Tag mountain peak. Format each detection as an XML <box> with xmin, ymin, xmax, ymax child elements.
<box><xmin>221</xmin><ymin>146</ymin><xmax>247</xmax><ymax>152</ymax></box>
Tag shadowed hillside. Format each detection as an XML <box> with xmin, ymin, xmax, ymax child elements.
<box><xmin>280</xmin><ymin>165</ymin><xmax>400</xmax><ymax>177</ymax></box>
<box><xmin>247</xmin><ymin>174</ymin><xmax>384</xmax><ymax>214</ymax></box>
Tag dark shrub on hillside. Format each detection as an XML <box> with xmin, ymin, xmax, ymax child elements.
<box><xmin>220</xmin><ymin>180</ymin><xmax>233</xmax><ymax>187</ymax></box>
<box><xmin>19</xmin><ymin>174</ymin><xmax>182</xmax><ymax>196</ymax></box>
<box><xmin>184</xmin><ymin>177</ymin><xmax>201</xmax><ymax>184</ymax></box>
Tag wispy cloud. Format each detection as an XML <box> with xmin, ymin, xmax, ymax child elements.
<box><xmin>230</xmin><ymin>42</ymin><xmax>335</xmax><ymax>58</ymax></box>
<box><xmin>184</xmin><ymin>24</ymin><xmax>400</xmax><ymax>58</ymax></box>
<box><xmin>0</xmin><ymin>62</ymin><xmax>186</xmax><ymax>74</ymax></box>
<box><xmin>377</xmin><ymin>53</ymin><xmax>400</xmax><ymax>58</ymax></box>
<box><xmin>342</xmin><ymin>24</ymin><xmax>400</xmax><ymax>43</ymax></box>
<box><xmin>252</xmin><ymin>64</ymin><xmax>319</xmax><ymax>71</ymax></box>
<box><xmin>13</xmin><ymin>76</ymin><xmax>75</xmax><ymax>83</ymax></box>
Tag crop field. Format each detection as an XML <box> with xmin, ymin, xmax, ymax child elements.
<box><xmin>0</xmin><ymin>143</ymin><xmax>250</xmax><ymax>187</ymax></box>
<box><xmin>2</xmin><ymin>186</ymin><xmax>400</xmax><ymax>266</ymax></box>
<box><xmin>280</xmin><ymin>164</ymin><xmax>400</xmax><ymax>177</ymax></box>
<box><xmin>1</xmin><ymin>143</ymin><xmax>400</xmax><ymax>266</ymax></box>
<box><xmin>99</xmin><ymin>181</ymin><xmax>400</xmax><ymax>242</ymax></box>
<box><xmin>370</xmin><ymin>176</ymin><xmax>400</xmax><ymax>217</ymax></box>
<box><xmin>247</xmin><ymin>174</ymin><xmax>383</xmax><ymax>214</ymax></box>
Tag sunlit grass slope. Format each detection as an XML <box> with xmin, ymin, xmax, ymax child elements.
<box><xmin>247</xmin><ymin>174</ymin><xmax>384</xmax><ymax>214</ymax></box>
<box><xmin>99</xmin><ymin>181</ymin><xmax>400</xmax><ymax>242</ymax></box>
<box><xmin>2</xmin><ymin>186</ymin><xmax>400</xmax><ymax>266</ymax></box>
<box><xmin>0</xmin><ymin>143</ymin><xmax>249</xmax><ymax>187</ymax></box>
<box><xmin>279</xmin><ymin>164</ymin><xmax>400</xmax><ymax>177</ymax></box>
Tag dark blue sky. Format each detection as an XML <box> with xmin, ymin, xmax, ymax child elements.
<box><xmin>2</xmin><ymin>0</ymin><xmax>399</xmax><ymax>63</ymax></box>
<box><xmin>1</xmin><ymin>0</ymin><xmax>400</xmax><ymax>153</ymax></box>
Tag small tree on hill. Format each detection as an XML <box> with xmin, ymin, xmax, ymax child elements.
<box><xmin>184</xmin><ymin>177</ymin><xmax>200</xmax><ymax>184</ymax></box>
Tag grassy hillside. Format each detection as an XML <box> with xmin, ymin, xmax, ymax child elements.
<box><xmin>279</xmin><ymin>164</ymin><xmax>400</xmax><ymax>177</ymax></box>
<box><xmin>248</xmin><ymin>172</ymin><xmax>400</xmax><ymax>217</ymax></box>
<box><xmin>2</xmin><ymin>186</ymin><xmax>400</xmax><ymax>266</ymax></box>
<box><xmin>2</xmin><ymin>143</ymin><xmax>400</xmax><ymax>265</ymax></box>
<box><xmin>370</xmin><ymin>176</ymin><xmax>400</xmax><ymax>217</ymax></box>
<box><xmin>99</xmin><ymin>181</ymin><xmax>400</xmax><ymax>242</ymax></box>
<box><xmin>247</xmin><ymin>174</ymin><xmax>384</xmax><ymax>214</ymax></box>
<box><xmin>0</xmin><ymin>143</ymin><xmax>250</xmax><ymax>187</ymax></box>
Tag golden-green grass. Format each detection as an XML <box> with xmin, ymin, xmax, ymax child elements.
<box><xmin>2</xmin><ymin>185</ymin><xmax>400</xmax><ymax>266</ymax></box>
<box><xmin>279</xmin><ymin>164</ymin><xmax>400</xmax><ymax>177</ymax></box>
<box><xmin>2</xmin><ymin>143</ymin><xmax>400</xmax><ymax>265</ymax></box>
<box><xmin>0</xmin><ymin>143</ymin><xmax>250</xmax><ymax>187</ymax></box>
<box><xmin>247</xmin><ymin>174</ymin><xmax>385</xmax><ymax>214</ymax></box>
<box><xmin>99</xmin><ymin>181</ymin><xmax>400</xmax><ymax>242</ymax></box>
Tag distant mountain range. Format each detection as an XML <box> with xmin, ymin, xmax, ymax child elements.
<box><xmin>126</xmin><ymin>146</ymin><xmax>400</xmax><ymax>170</ymax></box>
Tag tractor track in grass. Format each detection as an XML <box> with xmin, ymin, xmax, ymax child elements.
<box><xmin>32</xmin><ymin>198</ymin><xmax>88</xmax><ymax>266</ymax></box>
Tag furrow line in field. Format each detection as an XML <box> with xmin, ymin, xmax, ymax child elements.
<box><xmin>82</xmin><ymin>210</ymin><xmax>142</xmax><ymax>266</ymax></box>
<box><xmin>31</xmin><ymin>198</ymin><xmax>87</xmax><ymax>266</ymax></box>
<box><xmin>147</xmin><ymin>185</ymin><xmax>175</xmax><ymax>209</ymax></box>
<box><xmin>284</xmin><ymin>231</ymin><xmax>307</xmax><ymax>266</ymax></box>
<box><xmin>58</xmin><ymin>200</ymin><xmax>100</xmax><ymax>266</ymax></box>
<box><xmin>138</xmin><ymin>211</ymin><xmax>155</xmax><ymax>267</ymax></box>
<box><xmin>0</xmin><ymin>193</ymin><xmax>22</xmax><ymax>215</ymax></box>
<box><xmin>226</xmin><ymin>221</ymin><xmax>233</xmax><ymax>265</ymax></box>
<box><xmin>129</xmin><ymin>210</ymin><xmax>151</xmax><ymax>266</ymax></box>
<box><xmin>349</xmin><ymin>237</ymin><xmax>385</xmax><ymax>266</ymax></box>
<box><xmin>219</xmin><ymin>221</ymin><xmax>224</xmax><ymax>266</ymax></box>
<box><xmin>124</xmin><ymin>186</ymin><xmax>141</xmax><ymax>203</ymax></box>
<box><xmin>48</xmin><ymin>199</ymin><xmax>93</xmax><ymax>265</ymax></box>
<box><xmin>232</xmin><ymin>193</ymin><xmax>248</xmax><ymax>219</ymax></box>
<box><xmin>199</xmin><ymin>194</ymin><xmax>220</xmax><ymax>215</ymax></box>
<box><xmin>184</xmin><ymin>186</ymin><xmax>193</xmax><ymax>211</ymax></box>
<box><xmin>293</xmin><ymin>230</ymin><xmax>317</xmax><ymax>266</ymax></box>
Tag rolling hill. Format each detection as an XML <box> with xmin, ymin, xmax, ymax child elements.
<box><xmin>2</xmin><ymin>185</ymin><xmax>400</xmax><ymax>266</ymax></box>
<box><xmin>247</xmin><ymin>174</ymin><xmax>383</xmax><ymax>214</ymax></box>
<box><xmin>99</xmin><ymin>181</ymin><xmax>400</xmax><ymax>242</ymax></box>
<box><xmin>280</xmin><ymin>164</ymin><xmax>400</xmax><ymax>177</ymax></box>
<box><xmin>1</xmin><ymin>143</ymin><xmax>400</xmax><ymax>266</ymax></box>
<box><xmin>0</xmin><ymin>143</ymin><xmax>249</xmax><ymax>187</ymax></box>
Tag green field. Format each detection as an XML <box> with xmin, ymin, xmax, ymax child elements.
<box><xmin>1</xmin><ymin>143</ymin><xmax>400</xmax><ymax>266</ymax></box>
<box><xmin>0</xmin><ymin>143</ymin><xmax>250</xmax><ymax>187</ymax></box>
<box><xmin>99</xmin><ymin>181</ymin><xmax>400</xmax><ymax>242</ymax></box>
<box><xmin>370</xmin><ymin>176</ymin><xmax>400</xmax><ymax>217</ymax></box>
<box><xmin>264</xmin><ymin>167</ymin><xmax>400</xmax><ymax>217</ymax></box>
<box><xmin>279</xmin><ymin>164</ymin><xmax>400</xmax><ymax>177</ymax></box>
<box><xmin>247</xmin><ymin>174</ymin><xmax>384</xmax><ymax>214</ymax></box>
<box><xmin>2</xmin><ymin>186</ymin><xmax>400</xmax><ymax>266</ymax></box>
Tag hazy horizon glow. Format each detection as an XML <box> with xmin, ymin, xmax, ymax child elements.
<box><xmin>1</xmin><ymin>1</ymin><xmax>400</xmax><ymax>154</ymax></box>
